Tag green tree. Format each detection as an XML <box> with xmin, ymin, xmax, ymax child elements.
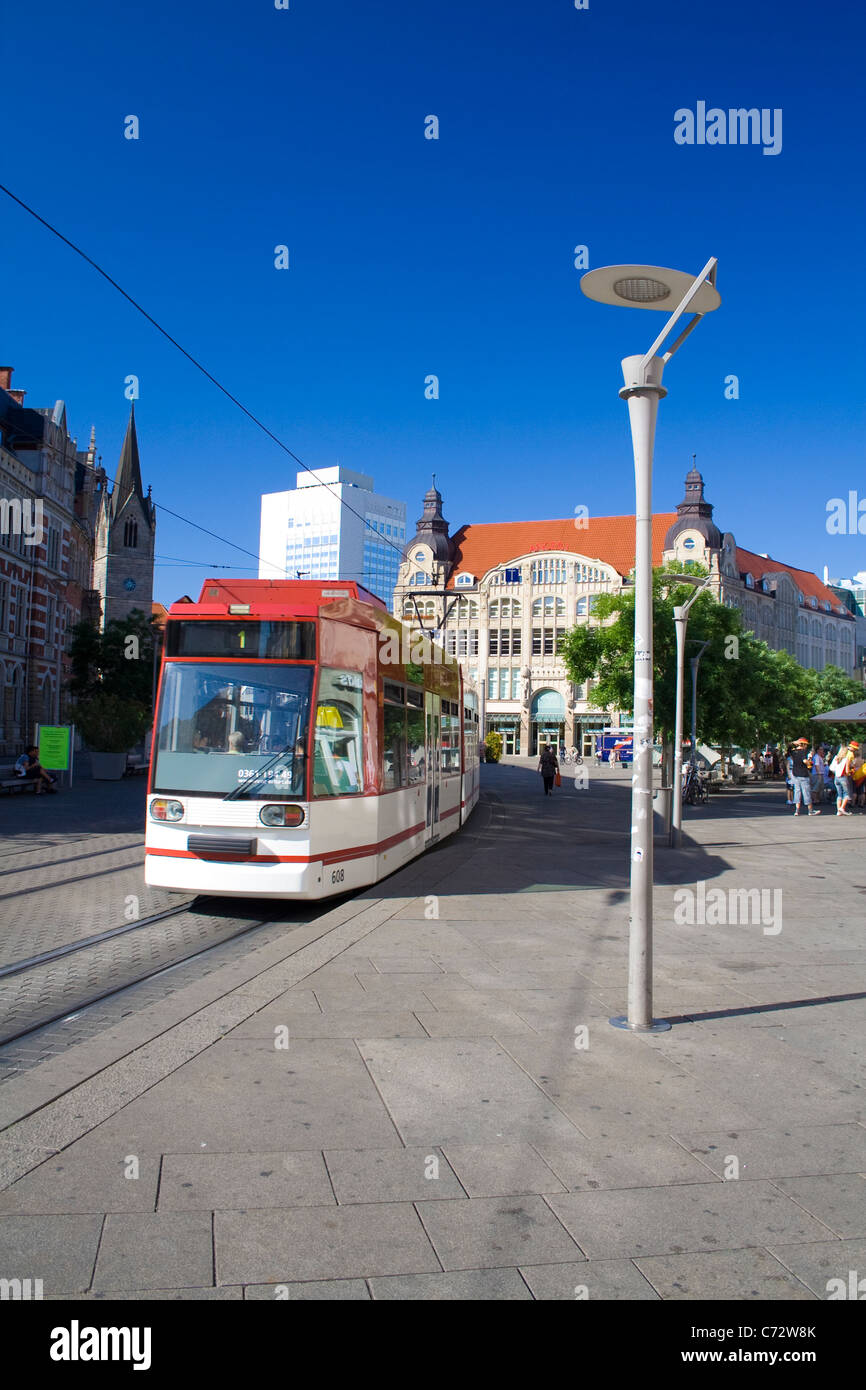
<box><xmin>68</xmin><ymin>608</ymin><xmax>156</xmax><ymax>711</ymax></box>
<box><xmin>559</xmin><ymin>567</ymin><xmax>744</xmax><ymax>763</ymax></box>
<box><xmin>559</xmin><ymin>567</ymin><xmax>824</xmax><ymax>771</ymax></box>
<box><xmin>802</xmin><ymin>665</ymin><xmax>866</xmax><ymax>745</ymax></box>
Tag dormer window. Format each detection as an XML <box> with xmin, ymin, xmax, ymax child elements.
<box><xmin>745</xmin><ymin>573</ymin><xmax>754</xmax><ymax>589</ymax></box>
<box><xmin>810</xmin><ymin>597</ymin><xmax>818</xmax><ymax>609</ymax></box>
<box><xmin>761</xmin><ymin>579</ymin><xmax>771</xmax><ymax>593</ymax></box>
<box><xmin>455</xmin><ymin>573</ymin><xmax>475</xmax><ymax>587</ymax></box>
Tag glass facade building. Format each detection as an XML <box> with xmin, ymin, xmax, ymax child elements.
<box><xmin>259</xmin><ymin>467</ymin><xmax>406</xmax><ymax>605</ymax></box>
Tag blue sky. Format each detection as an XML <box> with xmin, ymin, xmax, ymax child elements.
<box><xmin>3</xmin><ymin>0</ymin><xmax>865</xmax><ymax>604</ymax></box>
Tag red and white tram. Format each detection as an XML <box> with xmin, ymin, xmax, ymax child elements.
<box><xmin>145</xmin><ymin>579</ymin><xmax>480</xmax><ymax>900</ymax></box>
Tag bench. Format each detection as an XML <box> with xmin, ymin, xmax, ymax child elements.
<box><xmin>0</xmin><ymin>764</ymin><xmax>38</xmax><ymax>794</ymax></box>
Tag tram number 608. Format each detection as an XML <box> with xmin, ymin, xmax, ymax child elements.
<box><xmin>330</xmin><ymin>867</ymin><xmax>345</xmax><ymax>885</ymax></box>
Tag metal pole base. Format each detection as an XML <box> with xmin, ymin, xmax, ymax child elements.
<box><xmin>609</xmin><ymin>1014</ymin><xmax>672</xmax><ymax>1033</ymax></box>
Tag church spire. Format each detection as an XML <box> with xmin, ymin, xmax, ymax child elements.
<box><xmin>111</xmin><ymin>403</ymin><xmax>147</xmax><ymax>519</ymax></box>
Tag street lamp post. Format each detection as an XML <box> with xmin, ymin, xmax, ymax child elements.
<box><xmin>580</xmin><ymin>262</ymin><xmax>721</xmax><ymax>1032</ymax></box>
<box><xmin>662</xmin><ymin>571</ymin><xmax>714</xmax><ymax>847</ymax></box>
<box><xmin>690</xmin><ymin>640</ymin><xmax>711</xmax><ymax>766</ymax></box>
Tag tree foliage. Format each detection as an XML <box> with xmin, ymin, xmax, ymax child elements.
<box><xmin>559</xmin><ymin>567</ymin><xmax>856</xmax><ymax>752</ymax></box>
<box><xmin>67</xmin><ymin>609</ymin><xmax>156</xmax><ymax>711</ymax></box>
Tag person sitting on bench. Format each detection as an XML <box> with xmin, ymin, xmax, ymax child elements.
<box><xmin>14</xmin><ymin>746</ymin><xmax>58</xmax><ymax>794</ymax></box>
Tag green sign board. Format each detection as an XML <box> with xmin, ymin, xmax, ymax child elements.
<box><xmin>38</xmin><ymin>725</ymin><xmax>72</xmax><ymax>771</ymax></box>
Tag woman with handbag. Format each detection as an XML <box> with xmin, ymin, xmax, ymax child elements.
<box><xmin>538</xmin><ymin>745</ymin><xmax>559</xmax><ymax>796</ymax></box>
<box><xmin>830</xmin><ymin>743</ymin><xmax>855</xmax><ymax>816</ymax></box>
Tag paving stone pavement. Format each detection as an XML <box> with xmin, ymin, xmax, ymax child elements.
<box><xmin>0</xmin><ymin>761</ymin><xmax>865</xmax><ymax>1300</ymax></box>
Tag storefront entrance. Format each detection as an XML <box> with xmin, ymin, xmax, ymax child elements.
<box><xmin>487</xmin><ymin>719</ymin><xmax>521</xmax><ymax>756</ymax></box>
<box><xmin>578</xmin><ymin>720</ymin><xmax>606</xmax><ymax>758</ymax></box>
<box><xmin>530</xmin><ymin>689</ymin><xmax>566</xmax><ymax>757</ymax></box>
<box><xmin>533</xmin><ymin>722</ymin><xmax>565</xmax><ymax>756</ymax></box>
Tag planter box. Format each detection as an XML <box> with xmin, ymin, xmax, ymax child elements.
<box><xmin>90</xmin><ymin>751</ymin><xmax>128</xmax><ymax>780</ymax></box>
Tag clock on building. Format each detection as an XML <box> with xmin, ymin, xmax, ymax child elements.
<box><xmin>124</xmin><ymin>578</ymin><xmax>137</xmax><ymax>592</ymax></box>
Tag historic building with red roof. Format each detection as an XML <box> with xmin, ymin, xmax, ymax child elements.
<box><xmin>394</xmin><ymin>469</ymin><xmax>855</xmax><ymax>756</ymax></box>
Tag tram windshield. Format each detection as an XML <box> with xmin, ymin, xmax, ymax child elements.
<box><xmin>152</xmin><ymin>662</ymin><xmax>314</xmax><ymax>798</ymax></box>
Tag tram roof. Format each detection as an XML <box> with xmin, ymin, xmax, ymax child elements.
<box><xmin>167</xmin><ymin>578</ymin><xmax>389</xmax><ymax>619</ymax></box>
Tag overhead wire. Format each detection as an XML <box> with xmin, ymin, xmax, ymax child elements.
<box><xmin>0</xmin><ymin>181</ymin><xmax>414</xmax><ymax>576</ymax></box>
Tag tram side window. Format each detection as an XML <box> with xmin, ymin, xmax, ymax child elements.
<box><xmin>313</xmin><ymin>669</ymin><xmax>363</xmax><ymax>797</ymax></box>
<box><xmin>440</xmin><ymin>699</ymin><xmax>460</xmax><ymax>776</ymax></box>
<box><xmin>383</xmin><ymin>698</ymin><xmax>408</xmax><ymax>790</ymax></box>
<box><xmin>407</xmin><ymin>706</ymin><xmax>426</xmax><ymax>784</ymax></box>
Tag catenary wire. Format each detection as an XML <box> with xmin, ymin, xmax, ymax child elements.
<box><xmin>0</xmin><ymin>181</ymin><xmax>414</xmax><ymax>572</ymax></box>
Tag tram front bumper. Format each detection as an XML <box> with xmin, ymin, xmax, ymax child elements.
<box><xmin>144</xmin><ymin>849</ymin><xmax>325</xmax><ymax>899</ymax></box>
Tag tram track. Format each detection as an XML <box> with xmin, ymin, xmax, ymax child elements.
<box><xmin>0</xmin><ymin>899</ymin><xmax>196</xmax><ymax>981</ymax></box>
<box><xmin>0</xmin><ymin>895</ymin><xmax>289</xmax><ymax>1049</ymax></box>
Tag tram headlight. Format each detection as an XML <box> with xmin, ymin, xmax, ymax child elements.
<box><xmin>150</xmin><ymin>798</ymin><xmax>184</xmax><ymax>822</ymax></box>
<box><xmin>260</xmin><ymin>804</ymin><xmax>305</xmax><ymax>828</ymax></box>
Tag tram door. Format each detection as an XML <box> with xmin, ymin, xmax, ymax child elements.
<box><xmin>425</xmin><ymin>692</ymin><xmax>440</xmax><ymax>843</ymax></box>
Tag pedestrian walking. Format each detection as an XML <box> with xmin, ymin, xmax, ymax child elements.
<box><xmin>538</xmin><ymin>745</ymin><xmax>558</xmax><ymax>796</ymax></box>
<box><xmin>810</xmin><ymin>745</ymin><xmax>826</xmax><ymax>805</ymax></box>
<box><xmin>789</xmin><ymin>739</ymin><xmax>820</xmax><ymax>816</ymax></box>
<box><xmin>850</xmin><ymin>742</ymin><xmax>866</xmax><ymax>809</ymax></box>
<box><xmin>830</xmin><ymin>742</ymin><xmax>855</xmax><ymax>816</ymax></box>
<box><xmin>783</xmin><ymin>746</ymin><xmax>795</xmax><ymax>806</ymax></box>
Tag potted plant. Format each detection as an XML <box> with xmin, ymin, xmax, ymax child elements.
<box><xmin>484</xmin><ymin>731</ymin><xmax>503</xmax><ymax>763</ymax></box>
<box><xmin>70</xmin><ymin>691</ymin><xmax>151</xmax><ymax>780</ymax></box>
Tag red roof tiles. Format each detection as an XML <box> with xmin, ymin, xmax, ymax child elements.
<box><xmin>446</xmin><ymin>514</ymin><xmax>678</xmax><ymax>587</ymax></box>
<box><xmin>735</xmin><ymin>548</ymin><xmax>852</xmax><ymax>616</ymax></box>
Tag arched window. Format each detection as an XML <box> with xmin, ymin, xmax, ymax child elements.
<box><xmin>123</xmin><ymin>517</ymin><xmax>138</xmax><ymax>548</ymax></box>
<box><xmin>532</xmin><ymin>598</ymin><xmax>542</xmax><ymax>617</ymax></box>
<box><xmin>489</xmin><ymin>600</ymin><xmax>499</xmax><ymax>621</ymax></box>
<box><xmin>576</xmin><ymin>597</ymin><xmax>587</xmax><ymax>616</ymax></box>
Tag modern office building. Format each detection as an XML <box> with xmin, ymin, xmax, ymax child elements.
<box><xmin>394</xmin><ymin>470</ymin><xmax>856</xmax><ymax>756</ymax></box>
<box><xmin>258</xmin><ymin>467</ymin><xmax>406</xmax><ymax>604</ymax></box>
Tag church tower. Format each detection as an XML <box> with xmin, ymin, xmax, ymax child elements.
<box><xmin>93</xmin><ymin>405</ymin><xmax>156</xmax><ymax>629</ymax></box>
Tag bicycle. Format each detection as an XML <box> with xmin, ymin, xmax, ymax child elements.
<box><xmin>562</xmin><ymin>747</ymin><xmax>583</xmax><ymax>766</ymax></box>
<box><xmin>682</xmin><ymin>764</ymin><xmax>708</xmax><ymax>805</ymax></box>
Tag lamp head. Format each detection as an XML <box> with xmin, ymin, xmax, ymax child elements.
<box><xmin>580</xmin><ymin>264</ymin><xmax>721</xmax><ymax>314</ymax></box>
